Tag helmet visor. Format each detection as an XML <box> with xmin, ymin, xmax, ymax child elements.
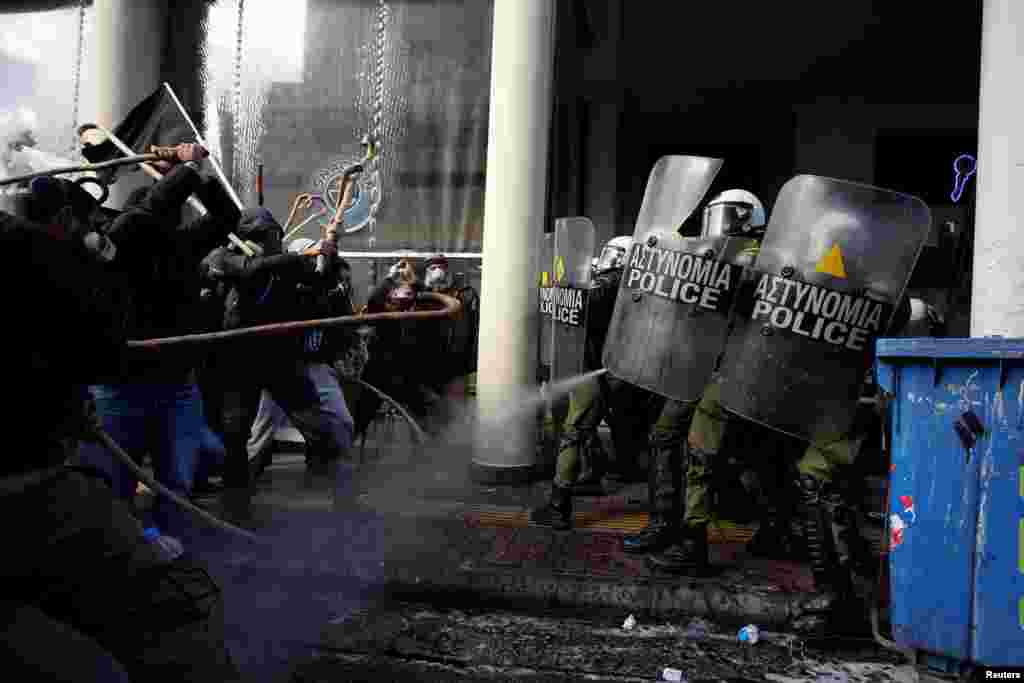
<box><xmin>702</xmin><ymin>202</ymin><xmax>754</xmax><ymax>238</ymax></box>
<box><xmin>595</xmin><ymin>246</ymin><xmax>626</xmax><ymax>271</ymax></box>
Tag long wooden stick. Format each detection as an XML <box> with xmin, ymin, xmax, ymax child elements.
<box><xmin>96</xmin><ymin>124</ymin><xmax>210</xmax><ymax>218</ymax></box>
<box><xmin>126</xmin><ymin>291</ymin><xmax>462</xmax><ymax>350</ymax></box>
<box><xmin>0</xmin><ymin>154</ymin><xmax>163</xmax><ymax>187</ymax></box>
<box><xmin>97</xmin><ymin>125</ymin><xmax>255</xmax><ymax>257</ymax></box>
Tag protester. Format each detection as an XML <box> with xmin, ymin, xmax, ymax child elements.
<box><xmin>75</xmin><ymin>144</ymin><xmax>241</xmax><ymax>557</ymax></box>
<box><xmin>244</xmin><ymin>237</ymin><xmax>360</xmax><ymax>481</ymax></box>
<box><xmin>200</xmin><ymin>209</ymin><xmax>355</xmax><ymax>491</ymax></box>
<box><xmin>0</xmin><ymin>204</ymin><xmax>242</xmax><ymax>681</ymax></box>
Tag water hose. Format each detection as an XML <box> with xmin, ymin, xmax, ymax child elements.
<box><xmin>355</xmin><ymin>378</ymin><xmax>426</xmax><ymax>444</ymax></box>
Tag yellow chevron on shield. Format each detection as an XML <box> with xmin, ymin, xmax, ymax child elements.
<box><xmin>554</xmin><ymin>256</ymin><xmax>566</xmax><ymax>283</ymax></box>
<box><xmin>815</xmin><ymin>243</ymin><xmax>847</xmax><ymax>278</ymax></box>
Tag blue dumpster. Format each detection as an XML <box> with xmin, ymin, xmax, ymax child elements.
<box><xmin>876</xmin><ymin>337</ymin><xmax>1024</xmax><ymax>669</ymax></box>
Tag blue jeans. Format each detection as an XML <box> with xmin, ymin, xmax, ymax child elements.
<box><xmin>195</xmin><ymin>392</ymin><xmax>226</xmax><ymax>483</ymax></box>
<box><xmin>246</xmin><ymin>363</ymin><xmax>355</xmax><ymax>464</ymax></box>
<box><xmin>78</xmin><ymin>383</ymin><xmax>203</xmax><ymax>539</ymax></box>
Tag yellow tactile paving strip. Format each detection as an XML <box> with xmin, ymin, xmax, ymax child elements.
<box><xmin>463</xmin><ymin>506</ymin><xmax>756</xmax><ymax>544</ymax></box>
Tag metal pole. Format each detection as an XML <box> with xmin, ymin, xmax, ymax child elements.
<box><xmin>163</xmin><ymin>81</ymin><xmax>245</xmax><ymax>211</ymax></box>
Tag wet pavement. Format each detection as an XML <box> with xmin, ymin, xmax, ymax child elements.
<box><xmin>294</xmin><ymin>601</ymin><xmax>914</xmax><ymax>682</ymax></box>
<box><xmin>156</xmin><ymin>419</ymin><xmax>894</xmax><ymax>682</ymax></box>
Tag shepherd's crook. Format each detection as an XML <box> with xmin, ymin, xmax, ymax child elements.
<box><xmin>127</xmin><ymin>292</ymin><xmax>463</xmax><ymax>350</ymax></box>
<box><xmin>0</xmin><ymin>154</ymin><xmax>163</xmax><ymax>187</ymax></box>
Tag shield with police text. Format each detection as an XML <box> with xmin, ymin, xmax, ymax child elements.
<box><xmin>602</xmin><ymin>155</ymin><xmax>741</xmax><ymax>404</ymax></box>
<box><xmin>543</xmin><ymin>216</ymin><xmax>596</xmax><ymax>381</ymax></box>
<box><xmin>538</xmin><ymin>231</ymin><xmax>555</xmax><ymax>381</ymax></box>
<box><xmin>715</xmin><ymin>175</ymin><xmax>931</xmax><ymax>443</ymax></box>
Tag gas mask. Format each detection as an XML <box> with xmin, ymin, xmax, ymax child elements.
<box><xmin>424</xmin><ymin>264</ymin><xmax>451</xmax><ymax>290</ymax></box>
<box><xmin>385</xmin><ymin>284</ymin><xmax>417</xmax><ymax>312</ymax></box>
<box><xmin>82</xmin><ymin>230</ymin><xmax>117</xmax><ymax>263</ymax></box>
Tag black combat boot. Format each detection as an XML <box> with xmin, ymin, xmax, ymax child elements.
<box><xmin>796</xmin><ymin>474</ymin><xmax>851</xmax><ymax>594</ymax></box>
<box><xmin>624</xmin><ymin>437</ymin><xmax>682</xmax><ymax>554</ymax></box>
<box><xmin>747</xmin><ymin>505</ymin><xmax>799</xmax><ymax>559</ymax></box>
<box><xmin>747</xmin><ymin>474</ymin><xmax>801</xmax><ymax>560</ymax></box>
<box><xmin>572</xmin><ymin>431</ymin><xmax>608</xmax><ymax>496</ymax></box>
<box><xmin>530</xmin><ymin>483</ymin><xmax>573</xmax><ymax>530</ymax></box>
<box><xmin>647</xmin><ymin>522</ymin><xmax>709</xmax><ymax>574</ymax></box>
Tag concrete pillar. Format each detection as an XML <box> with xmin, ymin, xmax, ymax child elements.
<box><xmin>472</xmin><ymin>0</ymin><xmax>556</xmax><ymax>483</ymax></box>
<box><xmin>93</xmin><ymin>0</ymin><xmax>167</xmax><ymax>207</ymax></box>
<box><xmin>971</xmin><ymin>0</ymin><xmax>1024</xmax><ymax>337</ymax></box>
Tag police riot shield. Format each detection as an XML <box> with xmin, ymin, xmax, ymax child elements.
<box><xmin>544</xmin><ymin>216</ymin><xmax>596</xmax><ymax>381</ymax></box>
<box><xmin>715</xmin><ymin>175</ymin><xmax>931</xmax><ymax>444</ymax></box>
<box><xmin>537</xmin><ymin>232</ymin><xmax>555</xmax><ymax>382</ymax></box>
<box><xmin>602</xmin><ymin>155</ymin><xmax>741</xmax><ymax>403</ymax></box>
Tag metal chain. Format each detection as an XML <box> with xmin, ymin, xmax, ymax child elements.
<box><xmin>366</xmin><ymin>0</ymin><xmax>389</xmax><ymax>248</ymax></box>
<box><xmin>373</xmin><ymin>0</ymin><xmax>388</xmax><ymax>145</ymax></box>
<box><xmin>232</xmin><ymin>0</ymin><xmax>245</xmax><ymax>188</ymax></box>
<box><xmin>69</xmin><ymin>0</ymin><xmax>87</xmax><ymax>157</ymax></box>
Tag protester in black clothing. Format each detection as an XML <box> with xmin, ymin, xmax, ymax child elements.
<box><xmin>0</xmin><ymin>208</ymin><xmax>241</xmax><ymax>682</ymax></box>
<box><xmin>243</xmin><ymin>236</ymin><xmax>360</xmax><ymax>481</ymax></box>
<box><xmin>76</xmin><ymin>143</ymin><xmax>242</xmax><ymax>553</ymax></box>
<box><xmin>201</xmin><ymin>208</ymin><xmax>355</xmax><ymax>490</ymax></box>
<box><xmin>352</xmin><ymin>262</ymin><xmax>427</xmax><ymax>439</ymax></box>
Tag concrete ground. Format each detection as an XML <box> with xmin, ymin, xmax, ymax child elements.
<box><xmin>154</xmin><ymin>417</ymin><xmax>902</xmax><ymax>682</ymax></box>
<box><xmin>296</xmin><ymin>601</ymin><xmax>915</xmax><ymax>682</ymax></box>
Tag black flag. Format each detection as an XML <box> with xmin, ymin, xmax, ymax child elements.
<box><xmin>81</xmin><ymin>87</ymin><xmax>194</xmax><ymax>163</ymax></box>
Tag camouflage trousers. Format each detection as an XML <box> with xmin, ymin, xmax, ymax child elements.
<box><xmin>553</xmin><ymin>375</ymin><xmax>659</xmax><ymax>487</ymax></box>
<box><xmin>683</xmin><ymin>378</ymin><xmax>865</xmax><ymax>525</ymax></box>
<box><xmin>648</xmin><ymin>398</ymin><xmax>697</xmax><ymax>524</ymax></box>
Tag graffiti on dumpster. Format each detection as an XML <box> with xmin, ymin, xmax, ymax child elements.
<box><xmin>889</xmin><ymin>495</ymin><xmax>916</xmax><ymax>550</ymax></box>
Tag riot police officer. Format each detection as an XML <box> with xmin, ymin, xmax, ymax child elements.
<box><xmin>622</xmin><ymin>189</ymin><xmax>767</xmax><ymax>555</ymax></box>
<box><xmin>531</xmin><ymin>235</ymin><xmax>660</xmax><ymax>529</ymax></box>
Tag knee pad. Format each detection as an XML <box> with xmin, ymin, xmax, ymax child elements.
<box><xmin>559</xmin><ymin>428</ymin><xmax>595</xmax><ymax>452</ymax></box>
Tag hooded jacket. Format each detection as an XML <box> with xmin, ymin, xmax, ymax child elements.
<box><xmin>100</xmin><ymin>163</ymin><xmax>240</xmax><ymax>381</ymax></box>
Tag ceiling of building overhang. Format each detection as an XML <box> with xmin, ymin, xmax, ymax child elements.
<box><xmin>0</xmin><ymin>0</ymin><xmax>82</xmax><ymax>12</ymax></box>
<box><xmin>617</xmin><ymin>1</ymin><xmax>982</xmax><ymax>103</ymax></box>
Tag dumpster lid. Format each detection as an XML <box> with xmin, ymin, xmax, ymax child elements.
<box><xmin>876</xmin><ymin>337</ymin><xmax>1024</xmax><ymax>361</ymax></box>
